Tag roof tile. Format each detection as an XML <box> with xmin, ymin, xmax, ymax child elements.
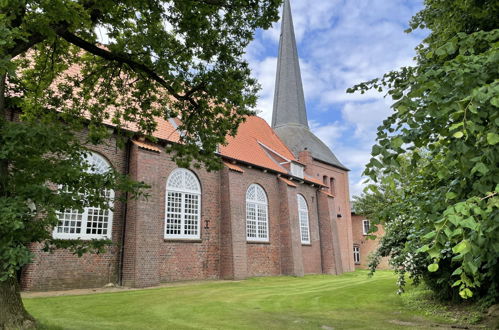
<box><xmin>279</xmin><ymin>177</ymin><xmax>297</xmax><ymax>187</ymax></box>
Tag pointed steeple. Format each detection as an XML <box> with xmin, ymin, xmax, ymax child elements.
<box><xmin>270</xmin><ymin>0</ymin><xmax>348</xmax><ymax>170</ymax></box>
<box><xmin>271</xmin><ymin>0</ymin><xmax>308</xmax><ymax>129</ymax></box>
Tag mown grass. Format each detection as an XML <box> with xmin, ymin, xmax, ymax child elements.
<box><xmin>24</xmin><ymin>271</ymin><xmax>464</xmax><ymax>329</ymax></box>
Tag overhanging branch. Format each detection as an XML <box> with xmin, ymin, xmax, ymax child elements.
<box><xmin>57</xmin><ymin>30</ymin><xmax>203</xmax><ymax>108</ymax></box>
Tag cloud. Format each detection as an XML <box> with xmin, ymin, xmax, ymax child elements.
<box><xmin>247</xmin><ymin>56</ymin><xmax>277</xmax><ymax>123</ymax></box>
<box><xmin>309</xmin><ymin>120</ymin><xmax>346</xmax><ymax>147</ymax></box>
<box><xmin>341</xmin><ymin>99</ymin><xmax>394</xmax><ymax>142</ymax></box>
<box><xmin>246</xmin><ymin>0</ymin><xmax>425</xmax><ymax>197</ymax></box>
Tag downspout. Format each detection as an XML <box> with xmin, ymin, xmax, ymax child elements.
<box><xmin>118</xmin><ymin>138</ymin><xmax>132</xmax><ymax>286</ymax></box>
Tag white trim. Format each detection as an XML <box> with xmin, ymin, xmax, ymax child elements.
<box><xmin>257</xmin><ymin>141</ymin><xmax>291</xmax><ymax>162</ymax></box>
<box><xmin>362</xmin><ymin>219</ymin><xmax>370</xmax><ymax>235</ymax></box>
<box><xmin>297</xmin><ymin>194</ymin><xmax>310</xmax><ymax>244</ymax></box>
<box><xmin>290</xmin><ymin>163</ymin><xmax>304</xmax><ymax>179</ymax></box>
<box><xmin>246</xmin><ymin>184</ymin><xmax>269</xmax><ymax>242</ymax></box>
<box><xmin>353</xmin><ymin>245</ymin><xmax>360</xmax><ymax>264</ymax></box>
<box><xmin>164</xmin><ymin>168</ymin><xmax>201</xmax><ymax>240</ymax></box>
<box><xmin>53</xmin><ymin>152</ymin><xmax>114</xmax><ymax>240</ymax></box>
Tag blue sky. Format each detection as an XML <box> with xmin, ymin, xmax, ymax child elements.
<box><xmin>245</xmin><ymin>0</ymin><xmax>427</xmax><ymax>197</ymax></box>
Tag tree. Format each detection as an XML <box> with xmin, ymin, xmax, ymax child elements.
<box><xmin>0</xmin><ymin>1</ymin><xmax>282</xmax><ymax>328</ymax></box>
<box><xmin>349</xmin><ymin>0</ymin><xmax>498</xmax><ymax>304</ymax></box>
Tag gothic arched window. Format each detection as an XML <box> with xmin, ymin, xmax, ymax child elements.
<box><xmin>246</xmin><ymin>184</ymin><xmax>269</xmax><ymax>242</ymax></box>
<box><xmin>53</xmin><ymin>152</ymin><xmax>114</xmax><ymax>240</ymax></box>
<box><xmin>165</xmin><ymin>168</ymin><xmax>201</xmax><ymax>239</ymax></box>
<box><xmin>297</xmin><ymin>194</ymin><xmax>310</xmax><ymax>244</ymax></box>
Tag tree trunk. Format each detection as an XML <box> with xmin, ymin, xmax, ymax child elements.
<box><xmin>0</xmin><ymin>277</ymin><xmax>36</xmax><ymax>330</ymax></box>
<box><xmin>0</xmin><ymin>73</ymin><xmax>36</xmax><ymax>329</ymax></box>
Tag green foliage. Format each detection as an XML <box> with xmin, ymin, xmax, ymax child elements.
<box><xmin>0</xmin><ymin>0</ymin><xmax>282</xmax><ymax>285</ymax></box>
<box><xmin>0</xmin><ymin>119</ymin><xmax>147</xmax><ymax>281</ymax></box>
<box><xmin>350</xmin><ymin>0</ymin><xmax>499</xmax><ymax>304</ymax></box>
<box><xmin>1</xmin><ymin>0</ymin><xmax>282</xmax><ymax>170</ymax></box>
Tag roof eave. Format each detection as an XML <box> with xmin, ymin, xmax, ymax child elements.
<box><xmin>312</xmin><ymin>157</ymin><xmax>350</xmax><ymax>171</ymax></box>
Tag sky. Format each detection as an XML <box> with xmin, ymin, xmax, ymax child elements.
<box><xmin>245</xmin><ymin>0</ymin><xmax>427</xmax><ymax>197</ymax></box>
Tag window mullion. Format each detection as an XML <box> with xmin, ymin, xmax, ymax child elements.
<box><xmin>264</xmin><ymin>204</ymin><xmax>269</xmax><ymax>240</ymax></box>
<box><xmin>82</xmin><ymin>207</ymin><xmax>89</xmax><ymax>238</ymax></box>
<box><xmin>255</xmin><ymin>203</ymin><xmax>260</xmax><ymax>240</ymax></box>
<box><xmin>196</xmin><ymin>194</ymin><xmax>201</xmax><ymax>238</ymax></box>
<box><xmin>181</xmin><ymin>193</ymin><xmax>186</xmax><ymax>236</ymax></box>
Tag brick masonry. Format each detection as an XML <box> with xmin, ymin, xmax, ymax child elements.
<box><xmin>298</xmin><ymin>150</ymin><xmax>355</xmax><ymax>273</ymax></box>
<box><xmin>21</xmin><ymin>133</ymin><xmax>127</xmax><ymax>291</ymax></box>
<box><xmin>21</xmin><ymin>137</ymin><xmax>357</xmax><ymax>291</ymax></box>
<box><xmin>351</xmin><ymin>214</ymin><xmax>390</xmax><ymax>270</ymax></box>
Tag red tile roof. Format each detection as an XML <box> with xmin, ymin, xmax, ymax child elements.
<box><xmin>223</xmin><ymin>161</ymin><xmax>244</xmax><ymax>173</ymax></box>
<box><xmin>279</xmin><ymin>177</ymin><xmax>297</xmax><ymax>187</ymax></box>
<box><xmin>12</xmin><ymin>56</ymin><xmax>316</xmax><ymax>181</ymax></box>
<box><xmin>320</xmin><ymin>190</ymin><xmax>334</xmax><ymax>198</ymax></box>
<box><xmin>219</xmin><ymin>116</ymin><xmax>296</xmax><ymax>174</ymax></box>
<box><xmin>305</xmin><ymin>176</ymin><xmax>326</xmax><ymax>187</ymax></box>
<box><xmin>132</xmin><ymin>140</ymin><xmax>161</xmax><ymax>153</ymax></box>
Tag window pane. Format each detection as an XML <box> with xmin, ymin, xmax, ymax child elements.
<box><xmin>257</xmin><ymin>204</ymin><xmax>268</xmax><ymax>239</ymax></box>
<box><xmin>246</xmin><ymin>202</ymin><xmax>257</xmax><ymax>238</ymax></box>
<box><xmin>246</xmin><ymin>184</ymin><xmax>268</xmax><ymax>241</ymax></box>
<box><xmin>166</xmin><ymin>192</ymin><xmax>182</xmax><ymax>235</ymax></box>
<box><xmin>297</xmin><ymin>195</ymin><xmax>310</xmax><ymax>243</ymax></box>
<box><xmin>56</xmin><ymin>209</ymin><xmax>83</xmax><ymax>234</ymax></box>
<box><xmin>53</xmin><ymin>152</ymin><xmax>114</xmax><ymax>240</ymax></box>
<box><xmin>183</xmin><ymin>194</ymin><xmax>199</xmax><ymax>236</ymax></box>
<box><xmin>85</xmin><ymin>200</ymin><xmax>111</xmax><ymax>237</ymax></box>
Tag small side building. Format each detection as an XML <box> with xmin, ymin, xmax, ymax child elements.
<box><xmin>351</xmin><ymin>206</ymin><xmax>390</xmax><ymax>270</ymax></box>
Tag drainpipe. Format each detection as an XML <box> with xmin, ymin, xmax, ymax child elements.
<box><xmin>118</xmin><ymin>138</ymin><xmax>132</xmax><ymax>286</ymax></box>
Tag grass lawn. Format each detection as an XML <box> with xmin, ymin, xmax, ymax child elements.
<box><xmin>24</xmin><ymin>271</ymin><xmax>464</xmax><ymax>329</ymax></box>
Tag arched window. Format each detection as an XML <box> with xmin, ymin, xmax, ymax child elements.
<box><xmin>53</xmin><ymin>152</ymin><xmax>114</xmax><ymax>240</ymax></box>
<box><xmin>246</xmin><ymin>184</ymin><xmax>269</xmax><ymax>242</ymax></box>
<box><xmin>297</xmin><ymin>194</ymin><xmax>310</xmax><ymax>244</ymax></box>
<box><xmin>165</xmin><ymin>168</ymin><xmax>201</xmax><ymax>239</ymax></box>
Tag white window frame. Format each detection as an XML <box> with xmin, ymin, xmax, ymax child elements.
<box><xmin>53</xmin><ymin>152</ymin><xmax>114</xmax><ymax>240</ymax></box>
<box><xmin>353</xmin><ymin>245</ymin><xmax>360</xmax><ymax>264</ymax></box>
<box><xmin>164</xmin><ymin>168</ymin><xmax>201</xmax><ymax>240</ymax></box>
<box><xmin>290</xmin><ymin>162</ymin><xmax>304</xmax><ymax>179</ymax></box>
<box><xmin>297</xmin><ymin>194</ymin><xmax>310</xmax><ymax>244</ymax></box>
<box><xmin>362</xmin><ymin>219</ymin><xmax>370</xmax><ymax>235</ymax></box>
<box><xmin>246</xmin><ymin>184</ymin><xmax>269</xmax><ymax>242</ymax></box>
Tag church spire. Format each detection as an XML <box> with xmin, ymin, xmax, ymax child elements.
<box><xmin>271</xmin><ymin>0</ymin><xmax>308</xmax><ymax>129</ymax></box>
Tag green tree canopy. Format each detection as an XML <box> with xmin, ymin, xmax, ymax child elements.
<box><xmin>349</xmin><ymin>0</ymin><xmax>499</xmax><ymax>304</ymax></box>
<box><xmin>0</xmin><ymin>1</ymin><xmax>282</xmax><ymax>328</ymax></box>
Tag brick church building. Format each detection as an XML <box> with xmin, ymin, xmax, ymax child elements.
<box><xmin>21</xmin><ymin>0</ymin><xmax>356</xmax><ymax>291</ymax></box>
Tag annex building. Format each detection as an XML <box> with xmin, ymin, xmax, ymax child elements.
<box><xmin>21</xmin><ymin>0</ymin><xmax>357</xmax><ymax>291</ymax></box>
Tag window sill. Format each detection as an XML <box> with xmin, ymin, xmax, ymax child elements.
<box><xmin>247</xmin><ymin>240</ymin><xmax>270</xmax><ymax>245</ymax></box>
<box><xmin>301</xmin><ymin>243</ymin><xmax>312</xmax><ymax>246</ymax></box>
<box><xmin>164</xmin><ymin>238</ymin><xmax>202</xmax><ymax>243</ymax></box>
<box><xmin>52</xmin><ymin>237</ymin><xmax>112</xmax><ymax>241</ymax></box>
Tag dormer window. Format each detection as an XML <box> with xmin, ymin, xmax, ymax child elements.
<box><xmin>290</xmin><ymin>162</ymin><xmax>304</xmax><ymax>179</ymax></box>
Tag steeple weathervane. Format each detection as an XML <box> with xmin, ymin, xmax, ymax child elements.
<box><xmin>271</xmin><ymin>0</ymin><xmax>308</xmax><ymax>129</ymax></box>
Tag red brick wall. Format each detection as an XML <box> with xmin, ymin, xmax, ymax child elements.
<box><xmin>22</xmin><ymin>133</ymin><xmax>127</xmax><ymax>291</ymax></box>
<box><xmin>21</xmin><ymin>135</ymin><xmax>350</xmax><ymax>291</ymax></box>
<box><xmin>277</xmin><ymin>181</ymin><xmax>303</xmax><ymax>276</ymax></box>
<box><xmin>298</xmin><ymin>151</ymin><xmax>355</xmax><ymax>273</ymax></box>
<box><xmin>231</xmin><ymin>167</ymin><xmax>282</xmax><ymax>277</ymax></box>
<box><xmin>351</xmin><ymin>214</ymin><xmax>390</xmax><ymax>270</ymax></box>
<box><xmin>123</xmin><ymin>145</ymin><xmax>221</xmax><ymax>287</ymax></box>
<box><xmin>295</xmin><ymin>187</ymin><xmax>322</xmax><ymax>275</ymax></box>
